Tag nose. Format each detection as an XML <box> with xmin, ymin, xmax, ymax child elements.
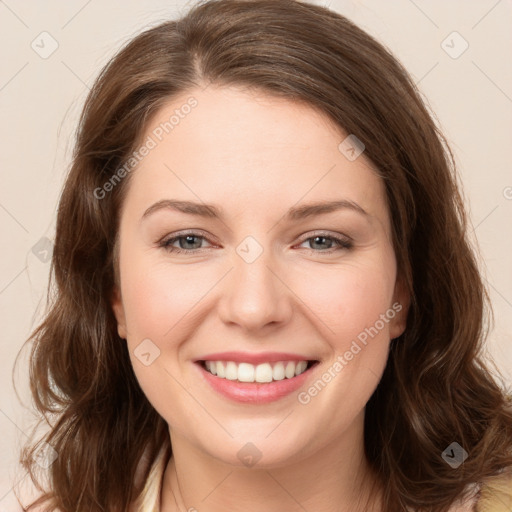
<box><xmin>217</xmin><ymin>248</ymin><xmax>293</xmax><ymax>333</ymax></box>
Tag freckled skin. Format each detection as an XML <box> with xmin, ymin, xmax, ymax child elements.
<box><xmin>111</xmin><ymin>85</ymin><xmax>409</xmax><ymax>512</ymax></box>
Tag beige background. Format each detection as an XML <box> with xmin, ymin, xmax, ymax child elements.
<box><xmin>1</xmin><ymin>0</ymin><xmax>511</xmax><ymax>508</ymax></box>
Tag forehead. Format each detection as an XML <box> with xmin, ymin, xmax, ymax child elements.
<box><xmin>123</xmin><ymin>85</ymin><xmax>389</xmax><ymax>228</ymax></box>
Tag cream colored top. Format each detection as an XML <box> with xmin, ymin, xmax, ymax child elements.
<box><xmin>132</xmin><ymin>447</ymin><xmax>512</xmax><ymax>511</ymax></box>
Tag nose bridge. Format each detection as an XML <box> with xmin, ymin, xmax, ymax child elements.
<box><xmin>218</xmin><ymin>238</ymin><xmax>292</xmax><ymax>330</ymax></box>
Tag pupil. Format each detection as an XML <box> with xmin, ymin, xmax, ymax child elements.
<box><xmin>181</xmin><ymin>235</ymin><xmax>200</xmax><ymax>249</ymax></box>
<box><xmin>313</xmin><ymin>236</ymin><xmax>330</xmax><ymax>250</ymax></box>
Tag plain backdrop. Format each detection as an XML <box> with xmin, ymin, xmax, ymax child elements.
<box><xmin>1</xmin><ymin>0</ymin><xmax>511</xmax><ymax>509</ymax></box>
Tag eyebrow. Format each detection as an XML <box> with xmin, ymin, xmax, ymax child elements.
<box><xmin>141</xmin><ymin>198</ymin><xmax>369</xmax><ymax>222</ymax></box>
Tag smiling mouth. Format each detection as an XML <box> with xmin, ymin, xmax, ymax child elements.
<box><xmin>199</xmin><ymin>360</ymin><xmax>319</xmax><ymax>383</ymax></box>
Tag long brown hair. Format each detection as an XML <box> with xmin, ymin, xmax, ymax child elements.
<box><xmin>17</xmin><ymin>1</ymin><xmax>512</xmax><ymax>510</ymax></box>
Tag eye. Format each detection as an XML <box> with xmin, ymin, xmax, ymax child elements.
<box><xmin>159</xmin><ymin>230</ymin><xmax>353</xmax><ymax>255</ymax></box>
<box><xmin>296</xmin><ymin>232</ymin><xmax>353</xmax><ymax>254</ymax></box>
<box><xmin>159</xmin><ymin>231</ymin><xmax>213</xmax><ymax>254</ymax></box>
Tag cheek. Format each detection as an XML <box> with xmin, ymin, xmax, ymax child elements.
<box><xmin>121</xmin><ymin>261</ymin><xmax>209</xmax><ymax>341</ymax></box>
<box><xmin>120</xmin><ymin>261</ymin><xmax>209</xmax><ymax>426</ymax></box>
<box><xmin>292</xmin><ymin>257</ymin><xmax>397</xmax><ymax>350</ymax></box>
<box><xmin>291</xmin><ymin>264</ymin><xmax>396</xmax><ymax>429</ymax></box>
<box><xmin>121</xmin><ymin>246</ymin><xmax>397</xmax><ymax>355</ymax></box>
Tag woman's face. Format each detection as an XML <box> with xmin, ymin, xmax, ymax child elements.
<box><xmin>111</xmin><ymin>85</ymin><xmax>408</xmax><ymax>467</ymax></box>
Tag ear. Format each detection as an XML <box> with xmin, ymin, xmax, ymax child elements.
<box><xmin>389</xmin><ymin>275</ymin><xmax>410</xmax><ymax>340</ymax></box>
<box><xmin>111</xmin><ymin>285</ymin><xmax>127</xmax><ymax>340</ymax></box>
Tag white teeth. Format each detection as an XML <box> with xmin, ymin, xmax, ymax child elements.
<box><xmin>255</xmin><ymin>363</ymin><xmax>273</xmax><ymax>383</ymax></box>
<box><xmin>225</xmin><ymin>361</ymin><xmax>238</xmax><ymax>380</ymax></box>
<box><xmin>203</xmin><ymin>360</ymin><xmax>311</xmax><ymax>383</ymax></box>
<box><xmin>238</xmin><ymin>363</ymin><xmax>255</xmax><ymax>382</ymax></box>
<box><xmin>285</xmin><ymin>361</ymin><xmax>296</xmax><ymax>379</ymax></box>
<box><xmin>216</xmin><ymin>361</ymin><xmax>225</xmax><ymax>378</ymax></box>
<box><xmin>272</xmin><ymin>362</ymin><xmax>285</xmax><ymax>381</ymax></box>
<box><xmin>206</xmin><ymin>361</ymin><xmax>217</xmax><ymax>375</ymax></box>
<box><xmin>295</xmin><ymin>361</ymin><xmax>307</xmax><ymax>376</ymax></box>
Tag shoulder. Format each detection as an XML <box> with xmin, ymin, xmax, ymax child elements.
<box><xmin>445</xmin><ymin>482</ymin><xmax>480</xmax><ymax>512</ymax></box>
<box><xmin>130</xmin><ymin>444</ymin><xmax>169</xmax><ymax>512</ymax></box>
<box><xmin>446</xmin><ymin>467</ymin><xmax>512</xmax><ymax>511</ymax></box>
<box><xmin>445</xmin><ymin>467</ymin><xmax>512</xmax><ymax>512</ymax></box>
<box><xmin>477</xmin><ymin>466</ymin><xmax>512</xmax><ymax>510</ymax></box>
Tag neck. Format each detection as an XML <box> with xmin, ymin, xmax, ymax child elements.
<box><xmin>160</xmin><ymin>412</ymin><xmax>383</xmax><ymax>512</ymax></box>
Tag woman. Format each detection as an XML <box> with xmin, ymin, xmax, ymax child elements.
<box><xmin>18</xmin><ymin>0</ymin><xmax>512</xmax><ymax>511</ymax></box>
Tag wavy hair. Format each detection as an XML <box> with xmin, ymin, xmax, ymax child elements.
<box><xmin>17</xmin><ymin>0</ymin><xmax>512</xmax><ymax>510</ymax></box>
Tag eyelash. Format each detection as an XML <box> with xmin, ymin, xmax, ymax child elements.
<box><xmin>159</xmin><ymin>230</ymin><xmax>353</xmax><ymax>255</ymax></box>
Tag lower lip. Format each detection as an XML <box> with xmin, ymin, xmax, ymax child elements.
<box><xmin>196</xmin><ymin>363</ymin><xmax>316</xmax><ymax>404</ymax></box>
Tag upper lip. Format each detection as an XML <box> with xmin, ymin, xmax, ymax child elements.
<box><xmin>195</xmin><ymin>351</ymin><xmax>318</xmax><ymax>365</ymax></box>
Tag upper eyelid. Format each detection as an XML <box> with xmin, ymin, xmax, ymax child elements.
<box><xmin>161</xmin><ymin>229</ymin><xmax>216</xmax><ymax>242</ymax></box>
<box><xmin>162</xmin><ymin>229</ymin><xmax>350</xmax><ymax>240</ymax></box>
